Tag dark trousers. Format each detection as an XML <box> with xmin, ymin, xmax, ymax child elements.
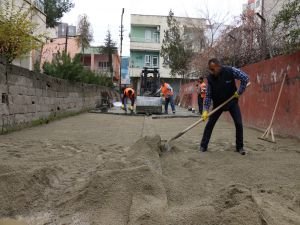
<box><xmin>200</xmin><ymin>101</ymin><xmax>243</xmax><ymax>150</ymax></box>
<box><xmin>165</xmin><ymin>95</ymin><xmax>175</xmax><ymax>113</ymax></box>
<box><xmin>198</xmin><ymin>95</ymin><xmax>204</xmax><ymax>114</ymax></box>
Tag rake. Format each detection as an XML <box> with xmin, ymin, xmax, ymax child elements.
<box><xmin>163</xmin><ymin>82</ymin><xmax>251</xmax><ymax>151</ymax></box>
<box><xmin>258</xmin><ymin>72</ymin><xmax>287</xmax><ymax>143</ymax></box>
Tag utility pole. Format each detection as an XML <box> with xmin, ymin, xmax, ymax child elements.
<box><xmin>65</xmin><ymin>24</ymin><xmax>69</xmax><ymax>53</ymax></box>
<box><xmin>256</xmin><ymin>0</ymin><xmax>267</xmax><ymax>59</ymax></box>
<box><xmin>119</xmin><ymin>8</ymin><xmax>124</xmax><ymax>95</ymax></box>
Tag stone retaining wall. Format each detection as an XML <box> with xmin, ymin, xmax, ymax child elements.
<box><xmin>0</xmin><ymin>64</ymin><xmax>119</xmax><ymax>133</ymax></box>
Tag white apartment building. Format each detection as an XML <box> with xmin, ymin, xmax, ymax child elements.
<box><xmin>130</xmin><ymin>14</ymin><xmax>206</xmax><ymax>96</ymax></box>
<box><xmin>7</xmin><ymin>0</ymin><xmax>47</xmax><ymax>70</ymax></box>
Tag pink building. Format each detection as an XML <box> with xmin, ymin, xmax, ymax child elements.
<box><xmin>41</xmin><ymin>38</ymin><xmax>120</xmax><ymax>82</ymax></box>
<box><xmin>41</xmin><ymin>37</ymin><xmax>79</xmax><ymax>66</ymax></box>
<box><xmin>81</xmin><ymin>47</ymin><xmax>120</xmax><ymax>81</ymax></box>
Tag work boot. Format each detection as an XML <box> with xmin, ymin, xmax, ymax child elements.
<box><xmin>172</xmin><ymin>111</ymin><xmax>175</xmax><ymax>114</ymax></box>
<box><xmin>200</xmin><ymin>146</ymin><xmax>207</xmax><ymax>152</ymax></box>
<box><xmin>237</xmin><ymin>148</ymin><xmax>246</xmax><ymax>155</ymax></box>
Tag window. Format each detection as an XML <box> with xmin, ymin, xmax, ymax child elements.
<box><xmin>144</xmin><ymin>55</ymin><xmax>159</xmax><ymax>67</ymax></box>
<box><xmin>144</xmin><ymin>55</ymin><xmax>151</xmax><ymax>67</ymax></box>
<box><xmin>153</xmin><ymin>32</ymin><xmax>159</xmax><ymax>43</ymax></box>
<box><xmin>152</xmin><ymin>56</ymin><xmax>158</xmax><ymax>67</ymax></box>
<box><xmin>145</xmin><ymin>30</ymin><xmax>152</xmax><ymax>41</ymax></box>
<box><xmin>99</xmin><ymin>61</ymin><xmax>108</xmax><ymax>70</ymax></box>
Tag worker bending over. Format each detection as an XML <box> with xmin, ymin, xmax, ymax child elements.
<box><xmin>121</xmin><ymin>87</ymin><xmax>135</xmax><ymax>112</ymax></box>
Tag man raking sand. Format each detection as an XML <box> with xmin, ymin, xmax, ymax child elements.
<box><xmin>163</xmin><ymin>58</ymin><xmax>250</xmax><ymax>154</ymax></box>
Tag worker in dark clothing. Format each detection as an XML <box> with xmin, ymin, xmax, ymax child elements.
<box><xmin>121</xmin><ymin>87</ymin><xmax>135</xmax><ymax>112</ymax></box>
<box><xmin>200</xmin><ymin>58</ymin><xmax>249</xmax><ymax>155</ymax></box>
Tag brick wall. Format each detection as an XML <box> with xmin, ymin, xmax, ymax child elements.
<box><xmin>240</xmin><ymin>51</ymin><xmax>300</xmax><ymax>138</ymax></box>
<box><xmin>178</xmin><ymin>51</ymin><xmax>300</xmax><ymax>139</ymax></box>
<box><xmin>0</xmin><ymin>64</ymin><xmax>119</xmax><ymax>133</ymax></box>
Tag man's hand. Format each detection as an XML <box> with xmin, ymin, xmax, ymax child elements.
<box><xmin>233</xmin><ymin>91</ymin><xmax>239</xmax><ymax>98</ymax></box>
<box><xmin>121</xmin><ymin>104</ymin><xmax>125</xmax><ymax>110</ymax></box>
<box><xmin>202</xmin><ymin>110</ymin><xmax>208</xmax><ymax>121</ymax></box>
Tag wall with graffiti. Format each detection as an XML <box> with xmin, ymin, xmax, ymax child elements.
<box><xmin>241</xmin><ymin>51</ymin><xmax>300</xmax><ymax>138</ymax></box>
<box><xmin>178</xmin><ymin>51</ymin><xmax>300</xmax><ymax>138</ymax></box>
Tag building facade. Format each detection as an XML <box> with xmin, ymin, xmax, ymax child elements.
<box><xmin>41</xmin><ymin>37</ymin><xmax>79</xmax><ymax>66</ymax></box>
<box><xmin>11</xmin><ymin>0</ymin><xmax>47</xmax><ymax>70</ymax></box>
<box><xmin>130</xmin><ymin>14</ymin><xmax>206</xmax><ymax>96</ymax></box>
<box><xmin>81</xmin><ymin>47</ymin><xmax>120</xmax><ymax>82</ymax></box>
<box><xmin>42</xmin><ymin>40</ymin><xmax>120</xmax><ymax>82</ymax></box>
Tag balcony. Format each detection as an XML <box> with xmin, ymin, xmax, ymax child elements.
<box><xmin>130</xmin><ymin>36</ymin><xmax>161</xmax><ymax>51</ymax></box>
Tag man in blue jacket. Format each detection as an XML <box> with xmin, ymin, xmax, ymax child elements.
<box><xmin>200</xmin><ymin>58</ymin><xmax>249</xmax><ymax>155</ymax></box>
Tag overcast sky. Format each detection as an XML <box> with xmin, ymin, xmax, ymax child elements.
<box><xmin>62</xmin><ymin>0</ymin><xmax>248</xmax><ymax>56</ymax></box>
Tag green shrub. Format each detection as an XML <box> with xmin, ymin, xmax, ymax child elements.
<box><xmin>42</xmin><ymin>51</ymin><xmax>113</xmax><ymax>87</ymax></box>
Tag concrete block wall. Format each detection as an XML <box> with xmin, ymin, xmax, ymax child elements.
<box><xmin>0</xmin><ymin>64</ymin><xmax>119</xmax><ymax>132</ymax></box>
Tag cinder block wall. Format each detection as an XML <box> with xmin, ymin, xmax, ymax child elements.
<box><xmin>0</xmin><ymin>64</ymin><xmax>119</xmax><ymax>132</ymax></box>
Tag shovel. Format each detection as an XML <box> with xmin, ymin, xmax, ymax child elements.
<box><xmin>163</xmin><ymin>82</ymin><xmax>251</xmax><ymax>151</ymax></box>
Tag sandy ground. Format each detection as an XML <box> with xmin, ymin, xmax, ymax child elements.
<box><xmin>0</xmin><ymin>113</ymin><xmax>299</xmax><ymax>225</ymax></box>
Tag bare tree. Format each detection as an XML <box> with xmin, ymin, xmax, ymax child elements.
<box><xmin>186</xmin><ymin>1</ymin><xmax>230</xmax><ymax>76</ymax></box>
<box><xmin>197</xmin><ymin>3</ymin><xmax>230</xmax><ymax>48</ymax></box>
<box><xmin>191</xmin><ymin>8</ymin><xmax>269</xmax><ymax>71</ymax></box>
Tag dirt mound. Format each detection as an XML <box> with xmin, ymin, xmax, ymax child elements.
<box><xmin>58</xmin><ymin>135</ymin><xmax>167</xmax><ymax>225</ymax></box>
<box><xmin>0</xmin><ymin>164</ymin><xmax>60</xmax><ymax>217</ymax></box>
<box><xmin>213</xmin><ymin>183</ymin><xmax>300</xmax><ymax>225</ymax></box>
<box><xmin>0</xmin><ymin>129</ymin><xmax>299</xmax><ymax>225</ymax></box>
<box><xmin>213</xmin><ymin>184</ymin><xmax>266</xmax><ymax>225</ymax></box>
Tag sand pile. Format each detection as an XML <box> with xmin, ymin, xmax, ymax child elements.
<box><xmin>55</xmin><ymin>135</ymin><xmax>167</xmax><ymax>225</ymax></box>
<box><xmin>0</xmin><ymin>131</ymin><xmax>299</xmax><ymax>224</ymax></box>
<box><xmin>0</xmin><ymin>164</ymin><xmax>60</xmax><ymax>217</ymax></box>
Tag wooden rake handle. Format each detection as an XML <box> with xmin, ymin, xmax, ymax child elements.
<box><xmin>168</xmin><ymin>82</ymin><xmax>251</xmax><ymax>142</ymax></box>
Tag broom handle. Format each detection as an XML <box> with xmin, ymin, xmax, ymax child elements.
<box><xmin>267</xmin><ymin>73</ymin><xmax>286</xmax><ymax>129</ymax></box>
<box><xmin>177</xmin><ymin>95</ymin><xmax>235</xmax><ymax>134</ymax></box>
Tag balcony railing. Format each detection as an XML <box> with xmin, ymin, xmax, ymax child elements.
<box><xmin>130</xmin><ymin>36</ymin><xmax>160</xmax><ymax>43</ymax></box>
